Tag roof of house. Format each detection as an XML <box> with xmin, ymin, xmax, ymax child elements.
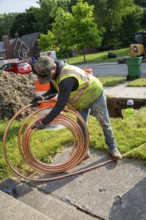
<box><xmin>0</xmin><ymin>32</ymin><xmax>40</xmax><ymax>52</ymax></box>
<box><xmin>20</xmin><ymin>32</ymin><xmax>40</xmax><ymax>49</ymax></box>
<box><xmin>9</xmin><ymin>39</ymin><xmax>16</xmax><ymax>44</ymax></box>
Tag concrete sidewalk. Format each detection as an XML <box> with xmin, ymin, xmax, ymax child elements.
<box><xmin>1</xmin><ymin>149</ymin><xmax>146</xmax><ymax>220</ymax></box>
<box><xmin>104</xmin><ymin>82</ymin><xmax>146</xmax><ymax>99</ymax></box>
<box><xmin>28</xmin><ymin>149</ymin><xmax>146</xmax><ymax>220</ymax></box>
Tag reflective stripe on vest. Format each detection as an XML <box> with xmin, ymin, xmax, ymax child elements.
<box><xmin>52</xmin><ymin>65</ymin><xmax>102</xmax><ymax>109</ymax></box>
<box><xmin>35</xmin><ymin>79</ymin><xmax>57</xmax><ymax>108</ymax></box>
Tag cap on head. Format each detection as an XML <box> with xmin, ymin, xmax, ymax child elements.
<box><xmin>127</xmin><ymin>99</ymin><xmax>134</xmax><ymax>106</ymax></box>
<box><xmin>34</xmin><ymin>56</ymin><xmax>54</xmax><ymax>84</ymax></box>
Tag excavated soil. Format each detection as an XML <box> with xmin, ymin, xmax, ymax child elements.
<box><xmin>0</xmin><ymin>70</ymin><xmax>37</xmax><ymax>119</ymax></box>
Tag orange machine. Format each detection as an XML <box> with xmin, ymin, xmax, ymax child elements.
<box><xmin>129</xmin><ymin>32</ymin><xmax>146</xmax><ymax>57</ymax></box>
<box><xmin>35</xmin><ymin>79</ymin><xmax>57</xmax><ymax>109</ymax></box>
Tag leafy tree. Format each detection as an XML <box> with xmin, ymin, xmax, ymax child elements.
<box><xmin>71</xmin><ymin>0</ymin><xmax>104</xmax><ymax>61</ymax></box>
<box><xmin>38</xmin><ymin>7</ymin><xmax>74</xmax><ymax>61</ymax></box>
<box><xmin>10</xmin><ymin>8</ymin><xmax>39</xmax><ymax>37</ymax></box>
<box><xmin>96</xmin><ymin>0</ymin><xmax>142</xmax><ymax>49</ymax></box>
<box><xmin>102</xmin><ymin>0</ymin><xmax>135</xmax><ymax>42</ymax></box>
<box><xmin>134</xmin><ymin>0</ymin><xmax>146</xmax><ymax>31</ymax></box>
<box><xmin>38</xmin><ymin>30</ymin><xmax>56</xmax><ymax>51</ymax></box>
<box><xmin>119</xmin><ymin>5</ymin><xmax>143</xmax><ymax>46</ymax></box>
<box><xmin>85</xmin><ymin>0</ymin><xmax>108</xmax><ymax>27</ymax></box>
<box><xmin>84</xmin><ymin>0</ymin><xmax>144</xmax><ymax>49</ymax></box>
<box><xmin>141</xmin><ymin>10</ymin><xmax>146</xmax><ymax>31</ymax></box>
<box><xmin>134</xmin><ymin>0</ymin><xmax>146</xmax><ymax>7</ymax></box>
<box><xmin>0</xmin><ymin>13</ymin><xmax>18</xmax><ymax>39</ymax></box>
<box><xmin>68</xmin><ymin>0</ymin><xmax>78</xmax><ymax>12</ymax></box>
<box><xmin>38</xmin><ymin>0</ymin><xmax>103</xmax><ymax>61</ymax></box>
<box><xmin>35</xmin><ymin>0</ymin><xmax>69</xmax><ymax>33</ymax></box>
<box><xmin>52</xmin><ymin>8</ymin><xmax>74</xmax><ymax>60</ymax></box>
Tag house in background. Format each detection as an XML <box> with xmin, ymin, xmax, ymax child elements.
<box><xmin>0</xmin><ymin>32</ymin><xmax>40</xmax><ymax>60</ymax></box>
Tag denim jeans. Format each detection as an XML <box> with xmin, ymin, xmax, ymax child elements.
<box><xmin>78</xmin><ymin>108</ymin><xmax>91</xmax><ymax>154</ymax></box>
<box><xmin>78</xmin><ymin>90</ymin><xmax>117</xmax><ymax>151</ymax></box>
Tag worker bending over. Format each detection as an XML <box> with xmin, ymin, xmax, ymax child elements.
<box><xmin>31</xmin><ymin>56</ymin><xmax>122</xmax><ymax>160</ymax></box>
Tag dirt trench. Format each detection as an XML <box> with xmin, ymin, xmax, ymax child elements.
<box><xmin>0</xmin><ymin>71</ymin><xmax>37</xmax><ymax>119</ymax></box>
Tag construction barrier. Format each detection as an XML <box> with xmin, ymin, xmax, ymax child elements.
<box><xmin>35</xmin><ymin>79</ymin><xmax>57</xmax><ymax>109</ymax></box>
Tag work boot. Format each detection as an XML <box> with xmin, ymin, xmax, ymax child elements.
<box><xmin>109</xmin><ymin>148</ymin><xmax>122</xmax><ymax>161</ymax></box>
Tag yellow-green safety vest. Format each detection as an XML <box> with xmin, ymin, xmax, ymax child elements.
<box><xmin>52</xmin><ymin>65</ymin><xmax>103</xmax><ymax>110</ymax></box>
<box><xmin>122</xmin><ymin>107</ymin><xmax>135</xmax><ymax>118</ymax></box>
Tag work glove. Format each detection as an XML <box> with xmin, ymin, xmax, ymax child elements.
<box><xmin>30</xmin><ymin>96</ymin><xmax>44</xmax><ymax>107</ymax></box>
<box><xmin>31</xmin><ymin>121</ymin><xmax>46</xmax><ymax>130</ymax></box>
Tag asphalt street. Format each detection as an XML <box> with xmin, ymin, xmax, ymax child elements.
<box><xmin>77</xmin><ymin>61</ymin><xmax>146</xmax><ymax>77</ymax></box>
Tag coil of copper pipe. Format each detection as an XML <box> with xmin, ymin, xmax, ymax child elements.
<box><xmin>4</xmin><ymin>102</ymin><xmax>113</xmax><ymax>182</ymax></box>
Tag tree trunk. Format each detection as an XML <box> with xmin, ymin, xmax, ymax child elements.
<box><xmin>83</xmin><ymin>48</ymin><xmax>86</xmax><ymax>62</ymax></box>
<box><xmin>66</xmin><ymin>53</ymin><xmax>69</xmax><ymax>63</ymax></box>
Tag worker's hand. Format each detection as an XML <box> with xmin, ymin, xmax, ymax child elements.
<box><xmin>31</xmin><ymin>121</ymin><xmax>46</xmax><ymax>130</ymax></box>
<box><xmin>30</xmin><ymin>96</ymin><xmax>44</xmax><ymax>107</ymax></box>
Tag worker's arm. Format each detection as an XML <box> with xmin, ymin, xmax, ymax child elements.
<box><xmin>42</xmin><ymin>81</ymin><xmax>57</xmax><ymax>99</ymax></box>
<box><xmin>41</xmin><ymin>77</ymin><xmax>76</xmax><ymax>125</ymax></box>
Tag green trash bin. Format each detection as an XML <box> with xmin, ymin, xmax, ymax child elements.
<box><xmin>126</xmin><ymin>56</ymin><xmax>142</xmax><ymax>80</ymax></box>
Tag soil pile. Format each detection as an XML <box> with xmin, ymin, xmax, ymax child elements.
<box><xmin>0</xmin><ymin>71</ymin><xmax>37</xmax><ymax>119</ymax></box>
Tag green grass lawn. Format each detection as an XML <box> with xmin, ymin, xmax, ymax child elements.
<box><xmin>67</xmin><ymin>48</ymin><xmax>129</xmax><ymax>64</ymax></box>
<box><xmin>94</xmin><ymin>76</ymin><xmax>146</xmax><ymax>87</ymax></box>
<box><xmin>99</xmin><ymin>76</ymin><xmax>146</xmax><ymax>87</ymax></box>
<box><xmin>127</xmin><ymin>78</ymin><xmax>146</xmax><ymax>87</ymax></box>
<box><xmin>98</xmin><ymin>76</ymin><xmax>126</xmax><ymax>86</ymax></box>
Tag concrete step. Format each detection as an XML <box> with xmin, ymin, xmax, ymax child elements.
<box><xmin>0</xmin><ymin>190</ymin><xmax>52</xmax><ymax>220</ymax></box>
<box><xmin>15</xmin><ymin>182</ymin><xmax>96</xmax><ymax>220</ymax></box>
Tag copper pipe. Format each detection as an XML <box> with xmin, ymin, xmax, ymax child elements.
<box><xmin>3</xmin><ymin>102</ymin><xmax>145</xmax><ymax>182</ymax></box>
<box><xmin>3</xmin><ymin>102</ymin><xmax>95</xmax><ymax>182</ymax></box>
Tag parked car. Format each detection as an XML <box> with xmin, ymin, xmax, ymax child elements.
<box><xmin>0</xmin><ymin>61</ymin><xmax>32</xmax><ymax>74</ymax></box>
